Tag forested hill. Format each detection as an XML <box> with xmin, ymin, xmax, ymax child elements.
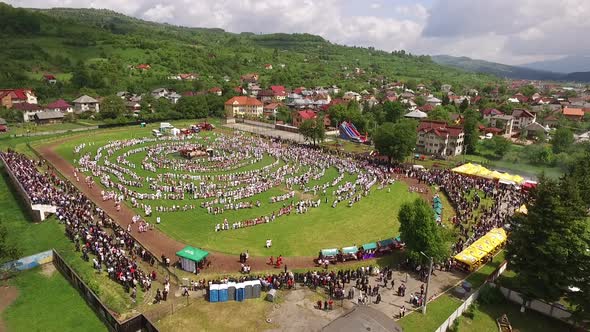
<box><xmin>0</xmin><ymin>3</ymin><xmax>495</xmax><ymax>100</ymax></box>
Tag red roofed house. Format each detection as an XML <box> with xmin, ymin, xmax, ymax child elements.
<box><xmin>418</xmin><ymin>104</ymin><xmax>434</xmax><ymax>113</ymax></box>
<box><xmin>0</xmin><ymin>89</ymin><xmax>37</xmax><ymax>106</ymax></box>
<box><xmin>563</xmin><ymin>107</ymin><xmax>585</xmax><ymax>121</ymax></box>
<box><xmin>12</xmin><ymin>102</ymin><xmax>43</xmax><ymax>122</ymax></box>
<box><xmin>136</xmin><ymin>64</ymin><xmax>151</xmax><ymax>70</ymax></box>
<box><xmin>264</xmin><ymin>64</ymin><xmax>273</xmax><ymax>70</ymax></box>
<box><xmin>263</xmin><ymin>103</ymin><xmax>281</xmax><ymax>118</ymax></box>
<box><xmin>240</xmin><ymin>73</ymin><xmax>259</xmax><ymax>84</ymax></box>
<box><xmin>208</xmin><ymin>87</ymin><xmax>222</xmax><ymax>96</ymax></box>
<box><xmin>417</xmin><ymin>120</ymin><xmax>464</xmax><ymax>157</ymax></box>
<box><xmin>291</xmin><ymin>110</ymin><xmax>330</xmax><ymax>128</ymax></box>
<box><xmin>45</xmin><ymin>99</ymin><xmax>73</xmax><ymax>113</ymax></box>
<box><xmin>43</xmin><ymin>74</ymin><xmax>57</xmax><ymax>84</ymax></box>
<box><xmin>224</xmin><ymin>96</ymin><xmax>263</xmax><ymax>117</ymax></box>
<box><xmin>270</xmin><ymin>86</ymin><xmax>287</xmax><ymax>101</ymax></box>
<box><xmin>482</xmin><ymin>108</ymin><xmax>504</xmax><ymax>120</ymax></box>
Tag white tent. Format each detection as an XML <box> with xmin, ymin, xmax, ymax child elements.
<box><xmin>404</xmin><ymin>110</ymin><xmax>428</xmax><ymax>119</ymax></box>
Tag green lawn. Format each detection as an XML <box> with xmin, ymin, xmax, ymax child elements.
<box><xmin>398</xmin><ymin>294</ymin><xmax>462</xmax><ymax>332</ymax></box>
<box><xmin>2</xmin><ymin>266</ymin><xmax>106</xmax><ymax>332</ymax></box>
<box><xmin>44</xmin><ymin>122</ymin><xmax>421</xmax><ymax>257</ymax></box>
<box><xmin>456</xmin><ymin>300</ymin><xmax>570</xmax><ymax>332</ymax></box>
<box><xmin>7</xmin><ymin>122</ymin><xmax>94</xmax><ymax>136</ymax></box>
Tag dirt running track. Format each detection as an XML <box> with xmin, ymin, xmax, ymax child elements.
<box><xmin>0</xmin><ymin>286</ymin><xmax>18</xmax><ymax>332</ymax></box>
<box><xmin>36</xmin><ymin>138</ymin><xmax>434</xmax><ymax>275</ymax></box>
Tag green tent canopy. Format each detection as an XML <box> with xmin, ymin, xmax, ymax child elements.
<box><xmin>362</xmin><ymin>242</ymin><xmax>377</xmax><ymax>251</ymax></box>
<box><xmin>321</xmin><ymin>248</ymin><xmax>338</xmax><ymax>257</ymax></box>
<box><xmin>378</xmin><ymin>238</ymin><xmax>394</xmax><ymax>247</ymax></box>
<box><xmin>342</xmin><ymin>246</ymin><xmax>358</xmax><ymax>254</ymax></box>
<box><xmin>176</xmin><ymin>246</ymin><xmax>209</xmax><ymax>262</ymax></box>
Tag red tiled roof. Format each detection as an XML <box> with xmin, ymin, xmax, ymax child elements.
<box><xmin>43</xmin><ymin>74</ymin><xmax>56</xmax><ymax>80</ymax></box>
<box><xmin>418</xmin><ymin>120</ymin><xmax>463</xmax><ymax>138</ymax></box>
<box><xmin>482</xmin><ymin>108</ymin><xmax>504</xmax><ymax>116</ymax></box>
<box><xmin>563</xmin><ymin>107</ymin><xmax>584</xmax><ymax>116</ymax></box>
<box><xmin>136</xmin><ymin>64</ymin><xmax>151</xmax><ymax>70</ymax></box>
<box><xmin>419</xmin><ymin>104</ymin><xmax>434</xmax><ymax>112</ymax></box>
<box><xmin>296</xmin><ymin>110</ymin><xmax>317</xmax><ymax>120</ymax></box>
<box><xmin>264</xmin><ymin>103</ymin><xmax>281</xmax><ymax>110</ymax></box>
<box><xmin>225</xmin><ymin>96</ymin><xmax>263</xmax><ymax>106</ymax></box>
<box><xmin>208</xmin><ymin>87</ymin><xmax>222</xmax><ymax>93</ymax></box>
<box><xmin>0</xmin><ymin>89</ymin><xmax>30</xmax><ymax>101</ymax></box>
<box><xmin>46</xmin><ymin>99</ymin><xmax>71</xmax><ymax>109</ymax></box>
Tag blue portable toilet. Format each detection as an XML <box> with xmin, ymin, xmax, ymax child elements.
<box><xmin>209</xmin><ymin>284</ymin><xmax>219</xmax><ymax>302</ymax></box>
<box><xmin>244</xmin><ymin>281</ymin><xmax>253</xmax><ymax>299</ymax></box>
<box><xmin>236</xmin><ymin>283</ymin><xmax>245</xmax><ymax>302</ymax></box>
<box><xmin>227</xmin><ymin>282</ymin><xmax>236</xmax><ymax>301</ymax></box>
<box><xmin>252</xmin><ymin>280</ymin><xmax>262</xmax><ymax>298</ymax></box>
<box><xmin>219</xmin><ymin>284</ymin><xmax>229</xmax><ymax>302</ymax></box>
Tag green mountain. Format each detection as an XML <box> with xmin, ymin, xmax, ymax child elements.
<box><xmin>431</xmin><ymin>55</ymin><xmax>563</xmax><ymax>80</ymax></box>
<box><xmin>432</xmin><ymin>55</ymin><xmax>590</xmax><ymax>83</ymax></box>
<box><xmin>0</xmin><ymin>3</ymin><xmax>496</xmax><ymax>101</ymax></box>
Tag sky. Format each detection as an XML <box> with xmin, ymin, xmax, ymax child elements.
<box><xmin>6</xmin><ymin>0</ymin><xmax>590</xmax><ymax>65</ymax></box>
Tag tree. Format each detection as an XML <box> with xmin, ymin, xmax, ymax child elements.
<box><xmin>506</xmin><ymin>175</ymin><xmax>589</xmax><ymax>305</ymax></box>
<box><xmin>383</xmin><ymin>101</ymin><xmax>406</xmax><ymax>123</ymax></box>
<box><xmin>373</xmin><ymin>119</ymin><xmax>418</xmax><ymax>163</ymax></box>
<box><xmin>551</xmin><ymin>127</ymin><xmax>574</xmax><ymax>154</ymax></box>
<box><xmin>175</xmin><ymin>96</ymin><xmax>209</xmax><ymax>119</ymax></box>
<box><xmin>99</xmin><ymin>95</ymin><xmax>127</xmax><ymax>120</ymax></box>
<box><xmin>414</xmin><ymin>95</ymin><xmax>426</xmax><ymax>107</ymax></box>
<box><xmin>441</xmin><ymin>94</ymin><xmax>450</xmax><ymax>106</ymax></box>
<box><xmin>463</xmin><ymin>109</ymin><xmax>480</xmax><ymax>154</ymax></box>
<box><xmin>299</xmin><ymin>116</ymin><xmax>325</xmax><ymax>146</ymax></box>
<box><xmin>428</xmin><ymin>106</ymin><xmax>451</xmax><ymax>122</ymax></box>
<box><xmin>459</xmin><ymin>98</ymin><xmax>469</xmax><ymax>112</ymax></box>
<box><xmin>0</xmin><ymin>224</ymin><xmax>20</xmax><ymax>264</ymax></box>
<box><xmin>399</xmin><ymin>198</ymin><xmax>449</xmax><ymax>264</ymax></box>
<box><xmin>490</xmin><ymin>135</ymin><xmax>511</xmax><ymax>158</ymax></box>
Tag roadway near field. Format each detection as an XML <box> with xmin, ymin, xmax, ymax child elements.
<box><xmin>224</xmin><ymin>122</ymin><xmax>310</xmax><ymax>142</ymax></box>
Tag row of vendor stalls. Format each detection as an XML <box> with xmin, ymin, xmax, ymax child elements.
<box><xmin>453</xmin><ymin>228</ymin><xmax>507</xmax><ymax>272</ymax></box>
<box><xmin>318</xmin><ymin>237</ymin><xmax>404</xmax><ymax>264</ymax></box>
<box><xmin>208</xmin><ymin>280</ymin><xmax>262</xmax><ymax>302</ymax></box>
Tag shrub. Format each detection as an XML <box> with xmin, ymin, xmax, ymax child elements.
<box><xmin>477</xmin><ymin>284</ymin><xmax>504</xmax><ymax>305</ymax></box>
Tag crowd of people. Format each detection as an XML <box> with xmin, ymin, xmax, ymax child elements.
<box><xmin>1</xmin><ymin>150</ymin><xmax>155</xmax><ymax>299</ymax></box>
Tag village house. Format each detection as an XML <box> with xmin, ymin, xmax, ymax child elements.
<box><xmin>0</xmin><ymin>89</ymin><xmax>37</xmax><ymax>105</ymax></box>
<box><xmin>343</xmin><ymin>91</ymin><xmax>361</xmax><ymax>102</ymax></box>
<box><xmin>264</xmin><ymin>64</ymin><xmax>273</xmax><ymax>70</ymax></box>
<box><xmin>45</xmin><ymin>99</ymin><xmax>73</xmax><ymax>113</ymax></box>
<box><xmin>12</xmin><ymin>102</ymin><xmax>43</xmax><ymax>122</ymax></box>
<box><xmin>34</xmin><ymin>111</ymin><xmax>64</xmax><ymax>124</ymax></box>
<box><xmin>208</xmin><ymin>87</ymin><xmax>222</xmax><ymax>96</ymax></box>
<box><xmin>224</xmin><ymin>96</ymin><xmax>263</xmax><ymax>118</ymax></box>
<box><xmin>263</xmin><ymin>103</ymin><xmax>281</xmax><ymax>118</ymax></box>
<box><xmin>42</xmin><ymin>74</ymin><xmax>57</xmax><ymax>84</ymax></box>
<box><xmin>488</xmin><ymin>114</ymin><xmax>515</xmax><ymax>135</ymax></box>
<box><xmin>511</xmin><ymin>109</ymin><xmax>536</xmax><ymax>129</ymax></box>
<box><xmin>0</xmin><ymin>91</ymin><xmax>12</xmax><ymax>109</ymax></box>
<box><xmin>416</xmin><ymin>120</ymin><xmax>464</xmax><ymax>157</ymax></box>
<box><xmin>291</xmin><ymin>110</ymin><xmax>330</xmax><ymax>128</ymax></box>
<box><xmin>73</xmin><ymin>95</ymin><xmax>100</xmax><ymax>113</ymax></box>
<box><xmin>562</xmin><ymin>107</ymin><xmax>585</xmax><ymax>121</ymax></box>
<box><xmin>240</xmin><ymin>73</ymin><xmax>259</xmax><ymax>84</ymax></box>
<box><xmin>135</xmin><ymin>64</ymin><xmax>151</xmax><ymax>70</ymax></box>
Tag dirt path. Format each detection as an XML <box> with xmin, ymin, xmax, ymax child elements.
<box><xmin>35</xmin><ymin>138</ymin><xmax>434</xmax><ymax>274</ymax></box>
<box><xmin>0</xmin><ymin>286</ymin><xmax>19</xmax><ymax>332</ymax></box>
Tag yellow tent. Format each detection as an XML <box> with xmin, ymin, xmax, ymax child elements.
<box><xmin>516</xmin><ymin>204</ymin><xmax>528</xmax><ymax>215</ymax></box>
<box><xmin>452</xmin><ymin>163</ymin><xmax>525</xmax><ymax>184</ymax></box>
<box><xmin>454</xmin><ymin>228</ymin><xmax>507</xmax><ymax>269</ymax></box>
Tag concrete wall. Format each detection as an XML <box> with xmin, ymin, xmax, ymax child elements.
<box><xmin>1</xmin><ymin>250</ymin><xmax>53</xmax><ymax>272</ymax></box>
<box><xmin>497</xmin><ymin>286</ymin><xmax>573</xmax><ymax>322</ymax></box>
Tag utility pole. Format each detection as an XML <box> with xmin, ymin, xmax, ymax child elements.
<box><xmin>420</xmin><ymin>251</ymin><xmax>434</xmax><ymax>314</ymax></box>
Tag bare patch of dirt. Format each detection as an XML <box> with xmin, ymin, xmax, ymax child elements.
<box><xmin>40</xmin><ymin>263</ymin><xmax>56</xmax><ymax>277</ymax></box>
<box><xmin>0</xmin><ymin>285</ymin><xmax>19</xmax><ymax>332</ymax></box>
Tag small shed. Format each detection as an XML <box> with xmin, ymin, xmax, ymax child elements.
<box><xmin>176</xmin><ymin>246</ymin><xmax>209</xmax><ymax>274</ymax></box>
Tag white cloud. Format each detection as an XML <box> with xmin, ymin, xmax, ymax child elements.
<box><xmin>370</xmin><ymin>3</ymin><xmax>381</xmax><ymax>9</ymax></box>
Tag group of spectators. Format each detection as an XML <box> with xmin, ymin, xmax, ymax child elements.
<box><xmin>1</xmin><ymin>150</ymin><xmax>155</xmax><ymax>298</ymax></box>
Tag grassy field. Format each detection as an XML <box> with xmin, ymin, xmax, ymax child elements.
<box><xmin>398</xmin><ymin>294</ymin><xmax>462</xmax><ymax>332</ymax></box>
<box><xmin>2</xmin><ymin>266</ymin><xmax>106</xmax><ymax>332</ymax></box>
<box><xmin>42</xmin><ymin>121</ymin><xmax>421</xmax><ymax>257</ymax></box>
<box><xmin>156</xmin><ymin>297</ymin><xmax>274</xmax><ymax>332</ymax></box>
<box><xmin>6</xmin><ymin>122</ymin><xmax>94</xmax><ymax>136</ymax></box>
<box><xmin>455</xmin><ymin>299</ymin><xmax>571</xmax><ymax>332</ymax></box>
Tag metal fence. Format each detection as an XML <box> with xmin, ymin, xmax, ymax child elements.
<box><xmin>434</xmin><ymin>261</ymin><xmax>508</xmax><ymax>332</ymax></box>
<box><xmin>52</xmin><ymin>250</ymin><xmax>159</xmax><ymax>332</ymax></box>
